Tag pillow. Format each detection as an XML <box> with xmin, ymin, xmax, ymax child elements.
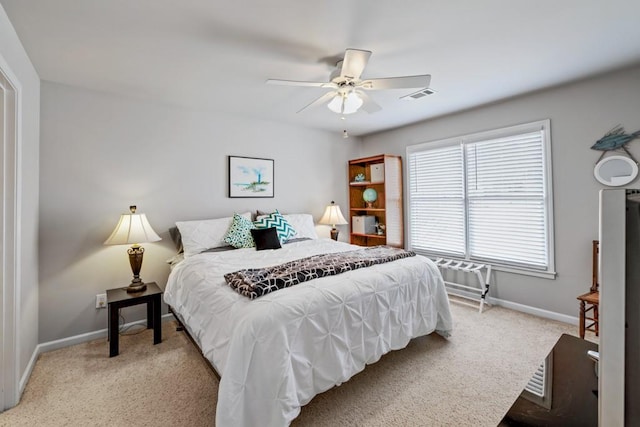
<box><xmin>250</xmin><ymin>227</ymin><xmax>282</xmax><ymax>251</ymax></box>
<box><xmin>168</xmin><ymin>226</ymin><xmax>184</xmax><ymax>253</ymax></box>
<box><xmin>176</xmin><ymin>212</ymin><xmax>252</xmax><ymax>257</ymax></box>
<box><xmin>253</xmin><ymin>210</ymin><xmax>296</xmax><ymax>243</ymax></box>
<box><xmin>281</xmin><ymin>214</ymin><xmax>318</xmax><ymax>240</ymax></box>
<box><xmin>224</xmin><ymin>213</ymin><xmax>256</xmax><ymax>249</ymax></box>
<box><xmin>256</xmin><ymin>213</ymin><xmax>318</xmax><ymax>240</ymax></box>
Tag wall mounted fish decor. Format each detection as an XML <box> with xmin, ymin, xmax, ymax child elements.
<box><xmin>591</xmin><ymin>125</ymin><xmax>640</xmax><ymax>164</ymax></box>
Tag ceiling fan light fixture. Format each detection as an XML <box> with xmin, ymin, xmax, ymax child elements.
<box><xmin>327</xmin><ymin>91</ymin><xmax>363</xmax><ymax>115</ymax></box>
<box><xmin>343</xmin><ymin>91</ymin><xmax>363</xmax><ymax>114</ymax></box>
<box><xmin>327</xmin><ymin>95</ymin><xmax>343</xmax><ymax>114</ymax></box>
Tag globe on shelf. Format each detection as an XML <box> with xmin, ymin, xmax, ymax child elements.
<box><xmin>363</xmin><ymin>188</ymin><xmax>378</xmax><ymax>208</ymax></box>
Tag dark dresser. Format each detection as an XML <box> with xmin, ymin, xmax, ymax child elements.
<box><xmin>499</xmin><ymin>334</ymin><xmax>598</xmax><ymax>427</ymax></box>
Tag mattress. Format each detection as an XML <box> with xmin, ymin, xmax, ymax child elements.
<box><xmin>164</xmin><ymin>239</ymin><xmax>453</xmax><ymax>426</ymax></box>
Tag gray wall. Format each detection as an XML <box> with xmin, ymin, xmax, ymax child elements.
<box><xmin>32</xmin><ymin>54</ymin><xmax>640</xmax><ymax>341</ymax></box>
<box><xmin>39</xmin><ymin>81</ymin><xmax>358</xmax><ymax>343</ymax></box>
<box><xmin>361</xmin><ymin>64</ymin><xmax>640</xmax><ymax>318</ymax></box>
<box><xmin>0</xmin><ymin>4</ymin><xmax>40</xmax><ymax>398</ymax></box>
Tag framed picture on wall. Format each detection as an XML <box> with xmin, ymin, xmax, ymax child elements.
<box><xmin>228</xmin><ymin>156</ymin><xmax>275</xmax><ymax>198</ymax></box>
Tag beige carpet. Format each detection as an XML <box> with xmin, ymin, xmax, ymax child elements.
<box><xmin>0</xmin><ymin>301</ymin><xmax>585</xmax><ymax>426</ymax></box>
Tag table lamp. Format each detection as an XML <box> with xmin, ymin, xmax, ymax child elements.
<box><xmin>319</xmin><ymin>201</ymin><xmax>348</xmax><ymax>241</ymax></box>
<box><xmin>104</xmin><ymin>205</ymin><xmax>161</xmax><ymax>293</ymax></box>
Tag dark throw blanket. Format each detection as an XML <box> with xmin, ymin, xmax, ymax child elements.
<box><xmin>225</xmin><ymin>246</ymin><xmax>416</xmax><ymax>299</ymax></box>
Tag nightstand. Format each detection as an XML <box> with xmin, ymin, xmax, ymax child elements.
<box><xmin>106</xmin><ymin>282</ymin><xmax>163</xmax><ymax>357</ymax></box>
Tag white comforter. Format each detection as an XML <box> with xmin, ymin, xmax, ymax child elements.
<box><xmin>164</xmin><ymin>239</ymin><xmax>452</xmax><ymax>427</ymax></box>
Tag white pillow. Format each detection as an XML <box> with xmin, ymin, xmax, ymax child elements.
<box><xmin>176</xmin><ymin>212</ymin><xmax>252</xmax><ymax>257</ymax></box>
<box><xmin>284</xmin><ymin>214</ymin><xmax>318</xmax><ymax>240</ymax></box>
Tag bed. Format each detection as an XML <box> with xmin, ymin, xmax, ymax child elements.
<box><xmin>164</xmin><ymin>213</ymin><xmax>453</xmax><ymax>426</ymax></box>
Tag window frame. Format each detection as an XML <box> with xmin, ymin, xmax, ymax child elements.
<box><xmin>406</xmin><ymin>120</ymin><xmax>556</xmax><ymax>279</ymax></box>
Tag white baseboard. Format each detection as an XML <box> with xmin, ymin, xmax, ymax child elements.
<box><xmin>20</xmin><ymin>298</ymin><xmax>578</xmax><ymax>398</ymax></box>
<box><xmin>447</xmin><ymin>288</ymin><xmax>579</xmax><ymax>325</ymax></box>
<box><xmin>19</xmin><ymin>345</ymin><xmax>40</xmax><ymax>398</ymax></box>
<box><xmin>489</xmin><ymin>296</ymin><xmax>579</xmax><ymax>325</ymax></box>
<box><xmin>20</xmin><ymin>313</ymin><xmax>175</xmax><ymax>396</ymax></box>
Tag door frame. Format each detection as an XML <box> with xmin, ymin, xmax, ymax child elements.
<box><xmin>0</xmin><ymin>53</ymin><xmax>21</xmax><ymax>412</ymax></box>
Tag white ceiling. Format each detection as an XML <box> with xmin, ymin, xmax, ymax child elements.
<box><xmin>3</xmin><ymin>0</ymin><xmax>640</xmax><ymax>137</ymax></box>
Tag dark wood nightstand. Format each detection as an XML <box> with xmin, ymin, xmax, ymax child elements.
<box><xmin>106</xmin><ymin>282</ymin><xmax>163</xmax><ymax>357</ymax></box>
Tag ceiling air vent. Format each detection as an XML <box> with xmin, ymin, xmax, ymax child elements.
<box><xmin>401</xmin><ymin>88</ymin><xmax>436</xmax><ymax>100</ymax></box>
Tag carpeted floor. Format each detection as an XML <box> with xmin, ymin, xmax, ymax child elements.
<box><xmin>0</xmin><ymin>301</ymin><xmax>586</xmax><ymax>426</ymax></box>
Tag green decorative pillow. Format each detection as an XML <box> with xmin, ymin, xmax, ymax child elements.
<box><xmin>253</xmin><ymin>210</ymin><xmax>296</xmax><ymax>243</ymax></box>
<box><xmin>224</xmin><ymin>213</ymin><xmax>256</xmax><ymax>248</ymax></box>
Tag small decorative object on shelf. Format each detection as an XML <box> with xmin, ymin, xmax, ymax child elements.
<box><xmin>370</xmin><ymin>163</ymin><xmax>385</xmax><ymax>183</ymax></box>
<box><xmin>363</xmin><ymin>188</ymin><xmax>378</xmax><ymax>208</ymax></box>
<box><xmin>376</xmin><ymin>224</ymin><xmax>386</xmax><ymax>236</ymax></box>
<box><xmin>354</xmin><ymin>173</ymin><xmax>366</xmax><ymax>182</ymax></box>
<box><xmin>352</xmin><ymin>215</ymin><xmax>377</xmax><ymax>234</ymax></box>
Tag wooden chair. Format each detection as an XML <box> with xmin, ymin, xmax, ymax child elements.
<box><xmin>577</xmin><ymin>240</ymin><xmax>599</xmax><ymax>339</ymax></box>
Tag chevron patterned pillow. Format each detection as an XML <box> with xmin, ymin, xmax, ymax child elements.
<box><xmin>253</xmin><ymin>210</ymin><xmax>296</xmax><ymax>243</ymax></box>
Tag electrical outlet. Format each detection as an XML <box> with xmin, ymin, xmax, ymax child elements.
<box><xmin>96</xmin><ymin>293</ymin><xmax>107</xmax><ymax>309</ymax></box>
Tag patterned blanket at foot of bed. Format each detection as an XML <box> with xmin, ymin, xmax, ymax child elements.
<box><xmin>225</xmin><ymin>245</ymin><xmax>416</xmax><ymax>299</ymax></box>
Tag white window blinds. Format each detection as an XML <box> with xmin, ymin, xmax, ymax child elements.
<box><xmin>407</xmin><ymin>120</ymin><xmax>554</xmax><ymax>274</ymax></box>
<box><xmin>409</xmin><ymin>145</ymin><xmax>465</xmax><ymax>256</ymax></box>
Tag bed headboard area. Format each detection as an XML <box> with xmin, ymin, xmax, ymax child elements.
<box><xmin>169</xmin><ymin>211</ymin><xmax>318</xmax><ymax>256</ymax></box>
<box><xmin>168</xmin><ymin>226</ymin><xmax>183</xmax><ymax>253</ymax></box>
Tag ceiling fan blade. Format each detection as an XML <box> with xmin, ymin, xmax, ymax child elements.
<box><xmin>360</xmin><ymin>74</ymin><xmax>431</xmax><ymax>90</ymax></box>
<box><xmin>340</xmin><ymin>49</ymin><xmax>372</xmax><ymax>80</ymax></box>
<box><xmin>296</xmin><ymin>91</ymin><xmax>338</xmax><ymax>113</ymax></box>
<box><xmin>357</xmin><ymin>91</ymin><xmax>382</xmax><ymax>113</ymax></box>
<box><xmin>266</xmin><ymin>79</ymin><xmax>336</xmax><ymax>88</ymax></box>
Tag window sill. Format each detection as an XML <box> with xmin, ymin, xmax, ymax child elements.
<box><xmin>490</xmin><ymin>264</ymin><xmax>557</xmax><ymax>280</ymax></box>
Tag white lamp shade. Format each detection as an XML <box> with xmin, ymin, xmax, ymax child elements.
<box><xmin>327</xmin><ymin>95</ymin><xmax>343</xmax><ymax>114</ymax></box>
<box><xmin>327</xmin><ymin>91</ymin><xmax>363</xmax><ymax>115</ymax></box>
<box><xmin>104</xmin><ymin>212</ymin><xmax>161</xmax><ymax>245</ymax></box>
<box><xmin>342</xmin><ymin>91</ymin><xmax>363</xmax><ymax>114</ymax></box>
<box><xmin>319</xmin><ymin>203</ymin><xmax>348</xmax><ymax>226</ymax></box>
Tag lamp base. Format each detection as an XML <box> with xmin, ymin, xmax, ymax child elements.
<box><xmin>126</xmin><ymin>282</ymin><xmax>147</xmax><ymax>293</ymax></box>
<box><xmin>127</xmin><ymin>245</ymin><xmax>146</xmax><ymax>293</ymax></box>
<box><xmin>330</xmin><ymin>228</ymin><xmax>339</xmax><ymax>241</ymax></box>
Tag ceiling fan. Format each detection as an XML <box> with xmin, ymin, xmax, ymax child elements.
<box><xmin>266</xmin><ymin>48</ymin><xmax>432</xmax><ymax>115</ymax></box>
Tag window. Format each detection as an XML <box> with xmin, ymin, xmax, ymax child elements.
<box><xmin>407</xmin><ymin>120</ymin><xmax>555</xmax><ymax>277</ymax></box>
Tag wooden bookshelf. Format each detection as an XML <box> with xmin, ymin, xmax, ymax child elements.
<box><xmin>348</xmin><ymin>154</ymin><xmax>403</xmax><ymax>248</ymax></box>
